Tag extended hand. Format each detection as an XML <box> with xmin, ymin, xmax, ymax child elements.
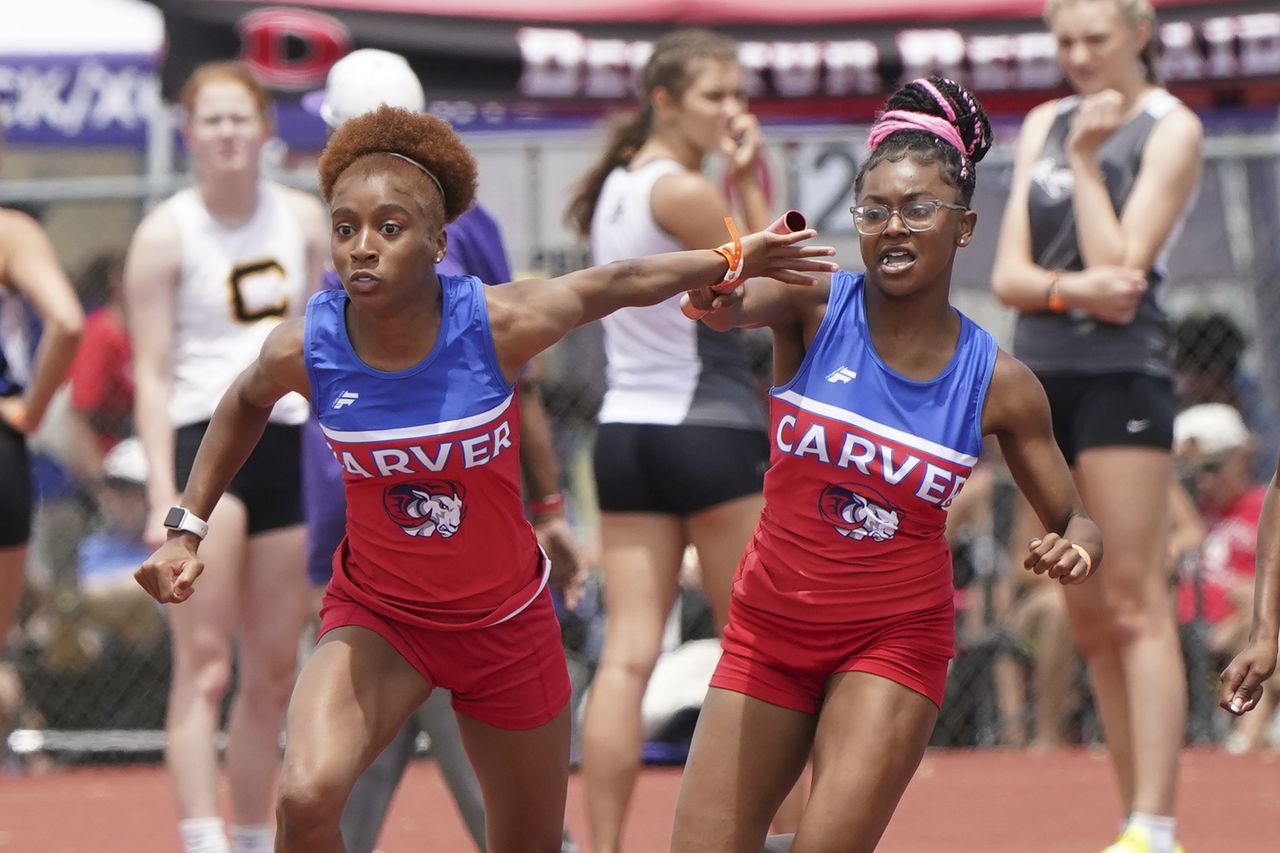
<box><xmin>1025</xmin><ymin>533</ymin><xmax>1094</xmax><ymax>585</ymax></box>
<box><xmin>1220</xmin><ymin>639</ymin><xmax>1278</xmax><ymax>716</ymax></box>
<box><xmin>135</xmin><ymin>535</ymin><xmax>204</xmax><ymax>603</ymax></box>
<box><xmin>737</xmin><ymin>227</ymin><xmax>837</xmax><ymax>287</ymax></box>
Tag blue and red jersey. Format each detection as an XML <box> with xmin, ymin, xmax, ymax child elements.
<box><xmin>304</xmin><ymin>276</ymin><xmax>545</xmax><ymax>630</ymax></box>
<box><xmin>741</xmin><ymin>269</ymin><xmax>998</xmax><ymax>620</ymax></box>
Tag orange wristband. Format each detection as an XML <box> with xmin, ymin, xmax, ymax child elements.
<box><xmin>711</xmin><ymin>217</ymin><xmax>745</xmax><ymax>294</ymax></box>
<box><xmin>680</xmin><ymin>292</ymin><xmax>710</xmax><ymax>320</ymax></box>
<box><xmin>1046</xmin><ymin>270</ymin><xmax>1066</xmax><ymax>313</ymax></box>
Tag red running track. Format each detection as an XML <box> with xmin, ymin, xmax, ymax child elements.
<box><xmin>1</xmin><ymin>747</ymin><xmax>1277</xmax><ymax>851</ymax></box>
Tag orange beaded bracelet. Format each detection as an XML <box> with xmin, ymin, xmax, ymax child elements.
<box><xmin>1046</xmin><ymin>270</ymin><xmax>1066</xmax><ymax>313</ymax></box>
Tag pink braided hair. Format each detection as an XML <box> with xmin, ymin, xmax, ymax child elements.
<box><xmin>867</xmin><ymin>78</ymin><xmax>976</xmax><ymax>179</ymax></box>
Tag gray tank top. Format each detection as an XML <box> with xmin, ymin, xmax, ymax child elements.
<box><xmin>1013</xmin><ymin>90</ymin><xmax>1186</xmax><ymax>378</ymax></box>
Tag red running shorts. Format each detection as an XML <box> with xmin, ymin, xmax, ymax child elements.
<box><xmin>319</xmin><ymin>583</ymin><xmax>570</xmax><ymax>730</ymax></box>
<box><xmin>711</xmin><ymin>592</ymin><xmax>955</xmax><ymax>711</ymax></box>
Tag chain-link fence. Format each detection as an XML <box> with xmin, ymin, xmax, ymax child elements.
<box><xmin>3</xmin><ymin>117</ymin><xmax>1279</xmax><ymax>765</ymax></box>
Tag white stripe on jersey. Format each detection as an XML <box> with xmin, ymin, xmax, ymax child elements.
<box><xmin>775</xmin><ymin>389</ymin><xmax>978</xmax><ymax>467</ymax></box>
<box><xmin>321</xmin><ymin>393</ymin><xmax>514</xmax><ymax>443</ymax></box>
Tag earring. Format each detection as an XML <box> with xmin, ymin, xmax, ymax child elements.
<box><xmin>435</xmin><ymin>252</ymin><xmax>445</xmax><ymax>263</ymax></box>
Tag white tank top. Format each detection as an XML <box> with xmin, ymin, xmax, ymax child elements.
<box><xmin>590</xmin><ymin>160</ymin><xmax>765</xmax><ymax>430</ymax></box>
<box><xmin>166</xmin><ymin>182</ymin><xmax>310</xmax><ymax>428</ymax></box>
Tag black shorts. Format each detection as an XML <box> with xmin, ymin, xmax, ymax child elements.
<box><xmin>1037</xmin><ymin>372</ymin><xmax>1175</xmax><ymax>466</ymax></box>
<box><xmin>593</xmin><ymin>422</ymin><xmax>769</xmax><ymax>515</ymax></box>
<box><xmin>0</xmin><ymin>420</ymin><xmax>31</xmax><ymax>548</ymax></box>
<box><xmin>174</xmin><ymin>421</ymin><xmax>304</xmax><ymax>535</ymax></box>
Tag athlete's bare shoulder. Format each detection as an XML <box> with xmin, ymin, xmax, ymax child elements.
<box><xmin>982</xmin><ymin>349</ymin><xmax>1049</xmax><ymax>436</ymax></box>
<box><xmin>128</xmin><ymin>195</ymin><xmax>183</xmax><ymax>256</ymax></box>
<box><xmin>133</xmin><ymin>193</ymin><xmax>183</xmax><ymax>242</ymax></box>
<box><xmin>0</xmin><ymin>207</ymin><xmax>40</xmax><ymax>262</ymax></box>
<box><xmin>124</xmin><ymin>196</ymin><xmax>185</xmax><ymax>285</ymax></box>
<box><xmin>1017</xmin><ymin>99</ymin><xmax>1062</xmax><ymax>148</ymax></box>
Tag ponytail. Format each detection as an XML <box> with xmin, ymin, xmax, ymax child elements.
<box><xmin>565</xmin><ymin>28</ymin><xmax>738</xmax><ymax>238</ymax></box>
<box><xmin>565</xmin><ymin>107</ymin><xmax>652</xmax><ymax>237</ymax></box>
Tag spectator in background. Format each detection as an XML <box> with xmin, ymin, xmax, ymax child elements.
<box><xmin>943</xmin><ymin>449</ymin><xmax>1082</xmax><ymax>751</ymax></box>
<box><xmin>122</xmin><ymin>61</ymin><xmax>328</xmax><ymax>853</ymax></box>
<box><xmin>1173</xmin><ymin>311</ymin><xmax>1278</xmax><ymax>483</ymax></box>
<box><xmin>564</xmin><ymin>30</ymin><xmax>798</xmax><ymax>850</ymax></box>
<box><xmin>1004</xmin><ymin>494</ymin><xmax>1083</xmax><ymax>749</ymax></box>
<box><xmin>76</xmin><ymin>437</ymin><xmax>164</xmax><ymax>653</ymax></box>
<box><xmin>68</xmin><ymin>253</ymin><xmax>132</xmax><ymax>461</ymax></box>
<box><xmin>991</xmin><ymin>0</ymin><xmax>1203</xmax><ymax>848</ymax></box>
<box><xmin>0</xmin><ymin>160</ymin><xmax>84</xmax><ymax>656</ymax></box>
<box><xmin>940</xmin><ymin>457</ymin><xmax>1015</xmax><ymax>747</ymax></box>
<box><xmin>1173</xmin><ymin>403</ymin><xmax>1276</xmax><ymax>751</ymax></box>
<box><xmin>1173</xmin><ymin>313</ymin><xmax>1246</xmax><ymax>411</ymax></box>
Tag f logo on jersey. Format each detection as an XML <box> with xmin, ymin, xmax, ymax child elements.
<box><xmin>819</xmin><ymin>483</ymin><xmax>902</xmax><ymax>542</ymax></box>
<box><xmin>384</xmin><ymin>480</ymin><xmax>467</xmax><ymax>538</ymax></box>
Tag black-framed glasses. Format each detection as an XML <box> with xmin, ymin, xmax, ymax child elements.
<box><xmin>849</xmin><ymin>199</ymin><xmax>968</xmax><ymax>236</ymax></box>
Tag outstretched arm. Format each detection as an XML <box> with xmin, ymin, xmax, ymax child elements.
<box><xmin>984</xmin><ymin>351</ymin><xmax>1101</xmax><ymax>583</ymax></box>
<box><xmin>1220</xmin><ymin>465</ymin><xmax>1280</xmax><ymax>716</ymax></box>
<box><xmin>487</xmin><ymin>225</ymin><xmax>835</xmax><ymax>380</ymax></box>
<box><xmin>134</xmin><ymin>319</ymin><xmax>309</xmax><ymax>604</ymax></box>
<box><xmin>682</xmin><ymin>210</ymin><xmax>828</xmax><ymax>332</ymax></box>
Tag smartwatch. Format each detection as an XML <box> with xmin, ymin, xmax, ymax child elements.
<box><xmin>163</xmin><ymin>506</ymin><xmax>209</xmax><ymax>540</ymax></box>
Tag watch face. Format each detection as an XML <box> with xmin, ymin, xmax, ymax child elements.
<box><xmin>163</xmin><ymin>507</ymin><xmax>186</xmax><ymax>529</ymax></box>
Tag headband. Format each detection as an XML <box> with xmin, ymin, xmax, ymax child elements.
<box><xmin>867</xmin><ymin>79</ymin><xmax>972</xmax><ymax>180</ymax></box>
<box><xmin>383</xmin><ymin>152</ymin><xmax>446</xmax><ymax>206</ymax></box>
